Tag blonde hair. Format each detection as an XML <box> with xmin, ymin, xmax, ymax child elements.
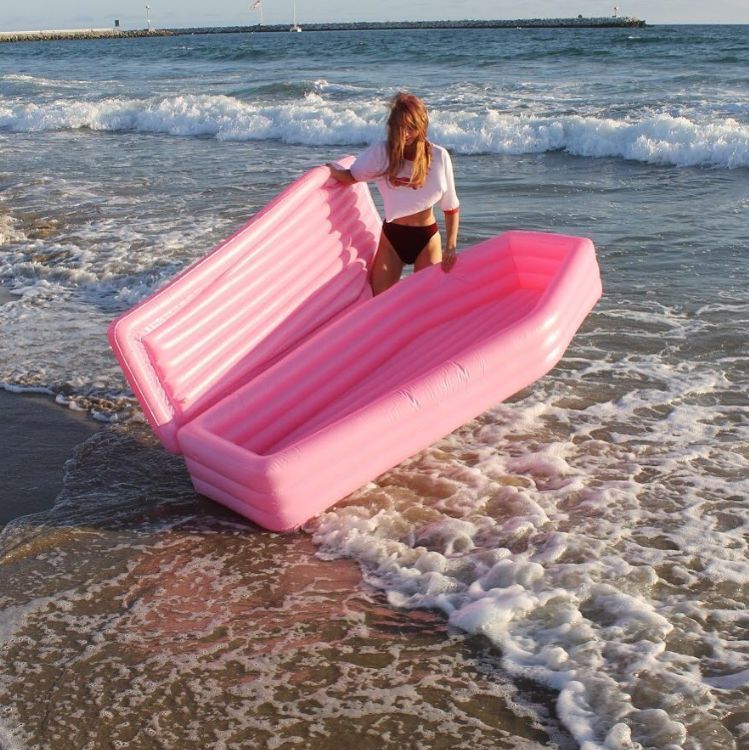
<box><xmin>384</xmin><ymin>92</ymin><xmax>432</xmax><ymax>189</ymax></box>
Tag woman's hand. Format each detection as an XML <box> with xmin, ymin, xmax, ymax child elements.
<box><xmin>442</xmin><ymin>209</ymin><xmax>459</xmax><ymax>272</ymax></box>
<box><xmin>442</xmin><ymin>245</ymin><xmax>457</xmax><ymax>272</ymax></box>
<box><xmin>327</xmin><ymin>163</ymin><xmax>357</xmax><ymax>185</ymax></box>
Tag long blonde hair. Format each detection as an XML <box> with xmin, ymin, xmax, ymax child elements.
<box><xmin>384</xmin><ymin>92</ymin><xmax>432</xmax><ymax>189</ymax></box>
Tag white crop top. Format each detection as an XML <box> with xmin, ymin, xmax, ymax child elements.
<box><xmin>349</xmin><ymin>142</ymin><xmax>460</xmax><ymax>222</ymax></box>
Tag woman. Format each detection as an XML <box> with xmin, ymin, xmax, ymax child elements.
<box><xmin>327</xmin><ymin>92</ymin><xmax>460</xmax><ymax>295</ymax></box>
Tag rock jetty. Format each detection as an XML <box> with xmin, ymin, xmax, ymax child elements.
<box><xmin>0</xmin><ymin>17</ymin><xmax>646</xmax><ymax>44</ymax></box>
<box><xmin>0</xmin><ymin>28</ymin><xmax>173</xmax><ymax>43</ymax></box>
<box><xmin>175</xmin><ymin>17</ymin><xmax>647</xmax><ymax>35</ymax></box>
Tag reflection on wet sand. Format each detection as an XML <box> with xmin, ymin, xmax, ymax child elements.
<box><xmin>0</xmin><ymin>424</ymin><xmax>567</xmax><ymax>750</ymax></box>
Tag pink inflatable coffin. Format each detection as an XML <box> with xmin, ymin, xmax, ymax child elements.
<box><xmin>109</xmin><ymin>163</ymin><xmax>602</xmax><ymax>532</ymax></box>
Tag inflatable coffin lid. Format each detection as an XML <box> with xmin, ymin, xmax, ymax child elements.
<box><xmin>108</xmin><ymin>161</ymin><xmax>381</xmax><ymax>453</ymax></box>
<box><xmin>178</xmin><ymin>230</ymin><xmax>603</xmax><ymax>532</ymax></box>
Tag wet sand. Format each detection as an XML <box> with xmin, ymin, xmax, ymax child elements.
<box><xmin>0</xmin><ymin>389</ymin><xmax>101</xmax><ymax>525</ymax></box>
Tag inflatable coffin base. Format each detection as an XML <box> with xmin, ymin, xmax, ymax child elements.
<box><xmin>177</xmin><ymin>229</ymin><xmax>602</xmax><ymax>532</ymax></box>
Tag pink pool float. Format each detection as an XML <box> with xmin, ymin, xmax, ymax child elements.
<box><xmin>109</xmin><ymin>161</ymin><xmax>602</xmax><ymax>531</ymax></box>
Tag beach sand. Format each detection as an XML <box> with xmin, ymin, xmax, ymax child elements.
<box><xmin>0</xmin><ymin>389</ymin><xmax>101</xmax><ymax>526</ymax></box>
<box><xmin>0</xmin><ymin>394</ymin><xmax>567</xmax><ymax>750</ymax></box>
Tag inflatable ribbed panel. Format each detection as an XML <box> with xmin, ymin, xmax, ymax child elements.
<box><xmin>108</xmin><ymin>160</ymin><xmax>381</xmax><ymax>453</ymax></box>
<box><xmin>176</xmin><ymin>229</ymin><xmax>602</xmax><ymax>532</ymax></box>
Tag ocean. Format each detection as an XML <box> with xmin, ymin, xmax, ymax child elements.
<box><xmin>0</xmin><ymin>24</ymin><xmax>747</xmax><ymax>750</ymax></box>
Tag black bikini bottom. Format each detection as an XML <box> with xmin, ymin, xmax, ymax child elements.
<box><xmin>381</xmin><ymin>220</ymin><xmax>439</xmax><ymax>265</ymax></box>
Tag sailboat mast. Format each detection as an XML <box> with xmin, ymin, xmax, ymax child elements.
<box><xmin>290</xmin><ymin>1</ymin><xmax>302</xmax><ymax>31</ymax></box>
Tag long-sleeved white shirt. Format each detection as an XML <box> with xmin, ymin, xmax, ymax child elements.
<box><xmin>350</xmin><ymin>142</ymin><xmax>459</xmax><ymax>222</ymax></box>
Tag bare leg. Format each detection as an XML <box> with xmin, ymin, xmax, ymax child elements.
<box><xmin>370</xmin><ymin>233</ymin><xmax>404</xmax><ymax>296</ymax></box>
<box><xmin>414</xmin><ymin>231</ymin><xmax>442</xmax><ymax>272</ymax></box>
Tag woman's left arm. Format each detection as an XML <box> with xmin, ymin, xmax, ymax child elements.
<box><xmin>442</xmin><ymin>208</ymin><xmax>459</xmax><ymax>271</ymax></box>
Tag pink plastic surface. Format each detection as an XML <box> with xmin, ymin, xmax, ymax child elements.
<box><xmin>108</xmin><ymin>159</ymin><xmax>380</xmax><ymax>453</ymax></box>
<box><xmin>109</xmin><ymin>165</ymin><xmax>602</xmax><ymax>532</ymax></box>
<box><xmin>178</xmin><ymin>230</ymin><xmax>602</xmax><ymax>531</ymax></box>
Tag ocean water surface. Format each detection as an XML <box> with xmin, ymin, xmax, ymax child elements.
<box><xmin>0</xmin><ymin>25</ymin><xmax>748</xmax><ymax>749</ymax></box>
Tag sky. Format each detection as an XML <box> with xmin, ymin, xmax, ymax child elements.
<box><xmin>0</xmin><ymin>1</ymin><xmax>746</xmax><ymax>32</ymax></box>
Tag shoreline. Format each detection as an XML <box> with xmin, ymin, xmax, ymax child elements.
<box><xmin>0</xmin><ymin>16</ymin><xmax>646</xmax><ymax>43</ymax></box>
<box><xmin>0</xmin><ymin>389</ymin><xmax>101</xmax><ymax>526</ymax></box>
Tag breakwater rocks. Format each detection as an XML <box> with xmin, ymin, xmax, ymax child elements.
<box><xmin>0</xmin><ymin>29</ymin><xmax>173</xmax><ymax>43</ymax></box>
<box><xmin>0</xmin><ymin>17</ymin><xmax>646</xmax><ymax>44</ymax></box>
<box><xmin>175</xmin><ymin>17</ymin><xmax>647</xmax><ymax>35</ymax></box>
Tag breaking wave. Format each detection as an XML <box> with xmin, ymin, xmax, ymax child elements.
<box><xmin>1</xmin><ymin>93</ymin><xmax>747</xmax><ymax>168</ymax></box>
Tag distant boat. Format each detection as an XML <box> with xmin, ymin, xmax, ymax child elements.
<box><xmin>290</xmin><ymin>0</ymin><xmax>302</xmax><ymax>31</ymax></box>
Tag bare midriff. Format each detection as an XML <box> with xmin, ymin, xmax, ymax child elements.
<box><xmin>390</xmin><ymin>207</ymin><xmax>436</xmax><ymax>227</ymax></box>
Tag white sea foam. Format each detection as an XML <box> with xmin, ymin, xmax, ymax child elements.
<box><xmin>705</xmin><ymin>669</ymin><xmax>749</xmax><ymax>691</ymax></box>
<box><xmin>1</xmin><ymin>94</ymin><xmax>747</xmax><ymax>169</ymax></box>
<box><xmin>0</xmin><ymin>214</ymin><xmax>25</xmax><ymax>246</ymax></box>
<box><xmin>310</xmin><ymin>327</ymin><xmax>749</xmax><ymax>750</ymax></box>
<box><xmin>1</xmin><ymin>73</ymin><xmax>86</xmax><ymax>89</ymax></box>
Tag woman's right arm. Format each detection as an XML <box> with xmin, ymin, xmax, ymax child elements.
<box><xmin>327</xmin><ymin>163</ymin><xmax>358</xmax><ymax>185</ymax></box>
<box><xmin>328</xmin><ymin>143</ymin><xmax>382</xmax><ymax>185</ymax></box>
